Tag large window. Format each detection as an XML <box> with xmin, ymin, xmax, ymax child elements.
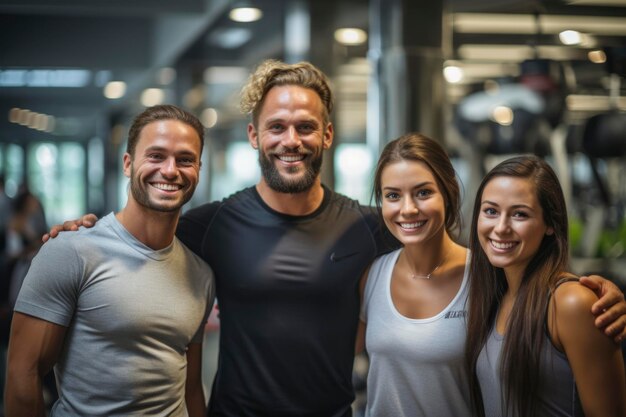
<box><xmin>27</xmin><ymin>142</ymin><xmax>86</xmax><ymax>226</ymax></box>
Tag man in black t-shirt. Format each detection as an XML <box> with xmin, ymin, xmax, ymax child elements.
<box><xmin>177</xmin><ymin>60</ymin><xmax>395</xmax><ymax>416</ymax></box>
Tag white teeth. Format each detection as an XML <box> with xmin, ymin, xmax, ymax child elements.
<box><xmin>491</xmin><ymin>240</ymin><xmax>515</xmax><ymax>249</ymax></box>
<box><xmin>152</xmin><ymin>183</ymin><xmax>180</xmax><ymax>191</ymax></box>
<box><xmin>277</xmin><ymin>155</ymin><xmax>305</xmax><ymax>162</ymax></box>
<box><xmin>400</xmin><ymin>221</ymin><xmax>425</xmax><ymax>229</ymax></box>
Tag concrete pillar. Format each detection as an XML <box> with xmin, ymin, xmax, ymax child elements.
<box><xmin>368</xmin><ymin>0</ymin><xmax>450</xmax><ymax>153</ymax></box>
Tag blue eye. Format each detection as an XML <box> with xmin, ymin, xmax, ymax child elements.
<box><xmin>384</xmin><ymin>192</ymin><xmax>400</xmax><ymax>200</ymax></box>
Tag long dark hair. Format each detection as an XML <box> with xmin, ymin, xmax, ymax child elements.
<box><xmin>373</xmin><ymin>132</ymin><xmax>462</xmax><ymax>238</ymax></box>
<box><xmin>465</xmin><ymin>155</ymin><xmax>570</xmax><ymax>417</ymax></box>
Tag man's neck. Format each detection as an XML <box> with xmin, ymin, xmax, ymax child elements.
<box><xmin>255</xmin><ymin>178</ymin><xmax>325</xmax><ymax>216</ymax></box>
<box><xmin>115</xmin><ymin>201</ymin><xmax>179</xmax><ymax>250</ymax></box>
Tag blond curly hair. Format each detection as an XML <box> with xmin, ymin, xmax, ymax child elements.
<box><xmin>240</xmin><ymin>59</ymin><xmax>334</xmax><ymax>126</ymax></box>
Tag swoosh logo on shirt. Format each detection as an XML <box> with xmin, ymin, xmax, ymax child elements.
<box><xmin>330</xmin><ymin>251</ymin><xmax>360</xmax><ymax>262</ymax></box>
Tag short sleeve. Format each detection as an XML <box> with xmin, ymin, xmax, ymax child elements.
<box><xmin>177</xmin><ymin>202</ymin><xmax>221</xmax><ymax>259</ymax></box>
<box><xmin>14</xmin><ymin>235</ymin><xmax>84</xmax><ymax>327</ymax></box>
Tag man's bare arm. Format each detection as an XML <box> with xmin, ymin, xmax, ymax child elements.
<box><xmin>185</xmin><ymin>342</ymin><xmax>206</xmax><ymax>417</ymax></box>
<box><xmin>6</xmin><ymin>312</ymin><xmax>67</xmax><ymax>416</ymax></box>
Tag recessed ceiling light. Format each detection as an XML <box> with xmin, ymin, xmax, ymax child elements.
<box><xmin>443</xmin><ymin>66</ymin><xmax>464</xmax><ymax>83</ymax></box>
<box><xmin>201</xmin><ymin>108</ymin><xmax>218</xmax><ymax>128</ymax></box>
<box><xmin>588</xmin><ymin>49</ymin><xmax>607</xmax><ymax>63</ymax></box>
<box><xmin>491</xmin><ymin>106</ymin><xmax>514</xmax><ymax>126</ymax></box>
<box><xmin>104</xmin><ymin>81</ymin><xmax>127</xmax><ymax>99</ymax></box>
<box><xmin>559</xmin><ymin>30</ymin><xmax>582</xmax><ymax>45</ymax></box>
<box><xmin>229</xmin><ymin>7</ymin><xmax>263</xmax><ymax>23</ymax></box>
<box><xmin>334</xmin><ymin>28</ymin><xmax>368</xmax><ymax>45</ymax></box>
<box><xmin>141</xmin><ymin>88</ymin><xmax>165</xmax><ymax>107</ymax></box>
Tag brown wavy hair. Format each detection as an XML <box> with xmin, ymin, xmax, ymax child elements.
<box><xmin>465</xmin><ymin>155</ymin><xmax>570</xmax><ymax>417</ymax></box>
<box><xmin>239</xmin><ymin>59</ymin><xmax>334</xmax><ymax>127</ymax></box>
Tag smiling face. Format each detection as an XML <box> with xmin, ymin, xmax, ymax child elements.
<box><xmin>124</xmin><ymin>119</ymin><xmax>201</xmax><ymax>213</ymax></box>
<box><xmin>248</xmin><ymin>85</ymin><xmax>333</xmax><ymax>194</ymax></box>
<box><xmin>477</xmin><ymin>176</ymin><xmax>553</xmax><ymax>280</ymax></box>
<box><xmin>380</xmin><ymin>159</ymin><xmax>446</xmax><ymax>247</ymax></box>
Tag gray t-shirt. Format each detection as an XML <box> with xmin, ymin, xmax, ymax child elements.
<box><xmin>14</xmin><ymin>213</ymin><xmax>215</xmax><ymax>416</ymax></box>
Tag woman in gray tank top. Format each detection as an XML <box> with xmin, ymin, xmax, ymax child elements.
<box><xmin>355</xmin><ymin>133</ymin><xmax>471</xmax><ymax>417</ymax></box>
<box><xmin>466</xmin><ymin>155</ymin><xmax>626</xmax><ymax>416</ymax></box>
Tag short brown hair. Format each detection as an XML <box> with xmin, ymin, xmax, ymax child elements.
<box><xmin>127</xmin><ymin>105</ymin><xmax>205</xmax><ymax>157</ymax></box>
<box><xmin>240</xmin><ymin>60</ymin><xmax>334</xmax><ymax>126</ymax></box>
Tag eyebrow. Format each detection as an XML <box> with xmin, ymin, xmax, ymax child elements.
<box><xmin>481</xmin><ymin>200</ymin><xmax>534</xmax><ymax>210</ymax></box>
<box><xmin>144</xmin><ymin>146</ymin><xmax>198</xmax><ymax>157</ymax></box>
<box><xmin>264</xmin><ymin>117</ymin><xmax>319</xmax><ymax>126</ymax></box>
<box><xmin>383</xmin><ymin>181</ymin><xmax>434</xmax><ymax>190</ymax></box>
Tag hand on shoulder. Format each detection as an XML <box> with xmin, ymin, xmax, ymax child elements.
<box><xmin>42</xmin><ymin>213</ymin><xmax>99</xmax><ymax>243</ymax></box>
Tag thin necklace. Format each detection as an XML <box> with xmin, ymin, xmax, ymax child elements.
<box><xmin>404</xmin><ymin>251</ymin><xmax>447</xmax><ymax>280</ymax></box>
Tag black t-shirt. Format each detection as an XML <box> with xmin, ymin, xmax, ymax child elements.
<box><xmin>177</xmin><ymin>186</ymin><xmax>395</xmax><ymax>417</ymax></box>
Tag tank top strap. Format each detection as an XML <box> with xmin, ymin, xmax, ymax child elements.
<box><xmin>554</xmin><ymin>275</ymin><xmax>580</xmax><ymax>289</ymax></box>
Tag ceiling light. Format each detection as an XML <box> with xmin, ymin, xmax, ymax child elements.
<box><xmin>334</xmin><ymin>28</ymin><xmax>368</xmax><ymax>45</ymax></box>
<box><xmin>34</xmin><ymin>113</ymin><xmax>49</xmax><ymax>131</ymax></box>
<box><xmin>104</xmin><ymin>81</ymin><xmax>126</xmax><ymax>99</ymax></box>
<box><xmin>8</xmin><ymin>108</ymin><xmax>20</xmax><ymax>123</ymax></box>
<box><xmin>204</xmin><ymin>66</ymin><xmax>249</xmax><ymax>84</ymax></box>
<box><xmin>229</xmin><ymin>7</ymin><xmax>263</xmax><ymax>22</ymax></box>
<box><xmin>559</xmin><ymin>30</ymin><xmax>582</xmax><ymax>45</ymax></box>
<box><xmin>141</xmin><ymin>88</ymin><xmax>165</xmax><ymax>107</ymax></box>
<box><xmin>201</xmin><ymin>108</ymin><xmax>218</xmax><ymax>128</ymax></box>
<box><xmin>17</xmin><ymin>109</ymin><xmax>31</xmax><ymax>125</ymax></box>
<box><xmin>454</xmin><ymin>13</ymin><xmax>626</xmax><ymax>36</ymax></box>
<box><xmin>45</xmin><ymin>116</ymin><xmax>56</xmax><ymax>133</ymax></box>
<box><xmin>491</xmin><ymin>106</ymin><xmax>514</xmax><ymax>126</ymax></box>
<box><xmin>588</xmin><ymin>49</ymin><xmax>607</xmax><ymax>63</ymax></box>
<box><xmin>443</xmin><ymin>66</ymin><xmax>464</xmax><ymax>83</ymax></box>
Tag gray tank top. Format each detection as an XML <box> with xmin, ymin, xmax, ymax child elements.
<box><xmin>476</xmin><ymin>278</ymin><xmax>584</xmax><ymax>416</ymax></box>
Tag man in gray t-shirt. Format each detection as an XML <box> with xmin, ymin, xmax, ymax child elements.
<box><xmin>5</xmin><ymin>105</ymin><xmax>215</xmax><ymax>417</ymax></box>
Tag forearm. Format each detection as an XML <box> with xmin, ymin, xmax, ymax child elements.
<box><xmin>5</xmin><ymin>371</ymin><xmax>46</xmax><ymax>417</ymax></box>
<box><xmin>185</xmin><ymin>383</ymin><xmax>207</xmax><ymax>417</ymax></box>
<box><xmin>185</xmin><ymin>342</ymin><xmax>206</xmax><ymax>417</ymax></box>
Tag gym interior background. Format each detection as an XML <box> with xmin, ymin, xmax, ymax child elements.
<box><xmin>1</xmin><ymin>0</ymin><xmax>625</xmax><ymax>414</ymax></box>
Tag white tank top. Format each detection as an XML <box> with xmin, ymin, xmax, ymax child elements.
<box><xmin>362</xmin><ymin>248</ymin><xmax>471</xmax><ymax>417</ymax></box>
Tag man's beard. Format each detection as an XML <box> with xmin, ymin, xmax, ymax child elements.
<box><xmin>258</xmin><ymin>148</ymin><xmax>323</xmax><ymax>194</ymax></box>
<box><xmin>129</xmin><ymin>166</ymin><xmax>193</xmax><ymax>212</ymax></box>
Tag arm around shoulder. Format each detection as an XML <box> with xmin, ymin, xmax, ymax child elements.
<box><xmin>552</xmin><ymin>282</ymin><xmax>626</xmax><ymax>417</ymax></box>
<box><xmin>6</xmin><ymin>312</ymin><xmax>67</xmax><ymax>417</ymax></box>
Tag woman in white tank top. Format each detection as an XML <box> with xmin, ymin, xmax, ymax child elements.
<box><xmin>356</xmin><ymin>133</ymin><xmax>470</xmax><ymax>417</ymax></box>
